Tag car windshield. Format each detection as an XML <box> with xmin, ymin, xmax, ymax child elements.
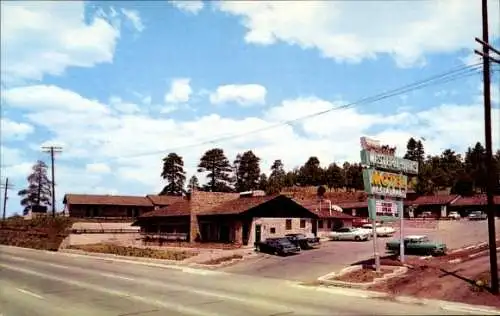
<box><xmin>276</xmin><ymin>238</ymin><xmax>293</xmax><ymax>245</ymax></box>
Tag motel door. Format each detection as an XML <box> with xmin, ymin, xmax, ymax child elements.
<box><xmin>312</xmin><ymin>220</ymin><xmax>318</xmax><ymax>237</ymax></box>
<box><xmin>255</xmin><ymin>224</ymin><xmax>262</xmax><ymax>243</ymax></box>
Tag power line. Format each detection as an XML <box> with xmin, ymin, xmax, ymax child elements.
<box><xmin>115</xmin><ymin>63</ymin><xmax>483</xmax><ymax>160</ymax></box>
<box><xmin>42</xmin><ymin>146</ymin><xmax>62</xmax><ymax>218</ymax></box>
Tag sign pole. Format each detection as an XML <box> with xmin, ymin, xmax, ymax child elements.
<box><xmin>399</xmin><ymin>199</ymin><xmax>405</xmax><ymax>263</ymax></box>
<box><xmin>372</xmin><ymin>210</ymin><xmax>381</xmax><ymax>272</ymax></box>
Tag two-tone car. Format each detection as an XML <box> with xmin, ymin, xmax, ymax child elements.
<box><xmin>285</xmin><ymin>233</ymin><xmax>320</xmax><ymax>249</ymax></box>
<box><xmin>329</xmin><ymin>227</ymin><xmax>371</xmax><ymax>242</ymax></box>
<box><xmin>360</xmin><ymin>223</ymin><xmax>396</xmax><ymax>237</ymax></box>
<box><xmin>254</xmin><ymin>237</ymin><xmax>301</xmax><ymax>256</ymax></box>
<box><xmin>386</xmin><ymin>235</ymin><xmax>447</xmax><ymax>256</ymax></box>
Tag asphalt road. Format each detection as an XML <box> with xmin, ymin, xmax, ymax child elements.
<box><xmin>223</xmin><ymin>220</ymin><xmax>500</xmax><ymax>282</ymax></box>
<box><xmin>0</xmin><ymin>246</ymin><xmax>472</xmax><ymax>316</ymax></box>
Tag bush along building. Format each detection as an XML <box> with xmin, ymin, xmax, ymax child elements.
<box><xmin>360</xmin><ymin>136</ymin><xmax>419</xmax><ymax>267</ymax></box>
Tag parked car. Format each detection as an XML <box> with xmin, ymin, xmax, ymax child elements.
<box><xmin>386</xmin><ymin>235</ymin><xmax>447</xmax><ymax>256</ymax></box>
<box><xmin>329</xmin><ymin>227</ymin><xmax>371</xmax><ymax>241</ymax></box>
<box><xmin>418</xmin><ymin>211</ymin><xmax>435</xmax><ymax>219</ymax></box>
<box><xmin>360</xmin><ymin>223</ymin><xmax>396</xmax><ymax>237</ymax></box>
<box><xmin>254</xmin><ymin>238</ymin><xmax>301</xmax><ymax>256</ymax></box>
<box><xmin>468</xmin><ymin>211</ymin><xmax>487</xmax><ymax>221</ymax></box>
<box><xmin>285</xmin><ymin>233</ymin><xmax>320</xmax><ymax>249</ymax></box>
<box><xmin>352</xmin><ymin>218</ymin><xmax>370</xmax><ymax>228</ymax></box>
<box><xmin>448</xmin><ymin>211</ymin><xmax>461</xmax><ymax>220</ymax></box>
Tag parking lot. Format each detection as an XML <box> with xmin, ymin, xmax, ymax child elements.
<box><xmin>221</xmin><ymin>219</ymin><xmax>500</xmax><ymax>282</ymax></box>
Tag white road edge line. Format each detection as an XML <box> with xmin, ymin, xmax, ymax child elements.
<box><xmin>99</xmin><ymin>272</ymin><xmax>135</xmax><ymax>281</ymax></box>
<box><xmin>441</xmin><ymin>304</ymin><xmax>500</xmax><ymax>315</ymax></box>
<box><xmin>16</xmin><ymin>288</ymin><xmax>44</xmax><ymax>299</ymax></box>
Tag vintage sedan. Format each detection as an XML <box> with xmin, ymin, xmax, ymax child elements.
<box><xmin>254</xmin><ymin>237</ymin><xmax>301</xmax><ymax>256</ymax></box>
<box><xmin>468</xmin><ymin>211</ymin><xmax>487</xmax><ymax>221</ymax></box>
<box><xmin>329</xmin><ymin>227</ymin><xmax>371</xmax><ymax>242</ymax></box>
<box><xmin>360</xmin><ymin>223</ymin><xmax>396</xmax><ymax>237</ymax></box>
<box><xmin>386</xmin><ymin>235</ymin><xmax>447</xmax><ymax>256</ymax></box>
<box><xmin>285</xmin><ymin>233</ymin><xmax>320</xmax><ymax>249</ymax></box>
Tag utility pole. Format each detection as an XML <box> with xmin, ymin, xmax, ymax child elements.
<box><xmin>1</xmin><ymin>178</ymin><xmax>14</xmax><ymax>220</ymax></box>
<box><xmin>42</xmin><ymin>146</ymin><xmax>63</xmax><ymax>217</ymax></box>
<box><xmin>474</xmin><ymin>0</ymin><xmax>500</xmax><ymax>295</ymax></box>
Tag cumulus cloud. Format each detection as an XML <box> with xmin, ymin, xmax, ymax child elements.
<box><xmin>210</xmin><ymin>84</ymin><xmax>267</xmax><ymax>106</ymax></box>
<box><xmin>121</xmin><ymin>8</ymin><xmax>145</xmax><ymax>32</ymax></box>
<box><xmin>165</xmin><ymin>78</ymin><xmax>192</xmax><ymax>104</ymax></box>
<box><xmin>86</xmin><ymin>163</ymin><xmax>111</xmax><ymax>174</ymax></box>
<box><xmin>1</xmin><ymin>118</ymin><xmax>34</xmax><ymax>140</ymax></box>
<box><xmin>109</xmin><ymin>96</ymin><xmax>141</xmax><ymax>114</ymax></box>
<box><xmin>1</xmin><ymin>1</ymin><xmax>121</xmax><ymax>83</ymax></box>
<box><xmin>169</xmin><ymin>0</ymin><xmax>204</xmax><ymax>15</ymax></box>
<box><xmin>3</xmin><ymin>84</ymin><xmax>499</xmax><ymax>205</ymax></box>
<box><xmin>215</xmin><ymin>0</ymin><xmax>500</xmax><ymax>67</ymax></box>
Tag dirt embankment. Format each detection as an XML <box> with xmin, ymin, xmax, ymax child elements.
<box><xmin>0</xmin><ymin>217</ymin><xmax>73</xmax><ymax>251</ymax></box>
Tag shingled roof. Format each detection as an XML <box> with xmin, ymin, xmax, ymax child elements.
<box><xmin>140</xmin><ymin>200</ymin><xmax>191</xmax><ymax>217</ymax></box>
<box><xmin>451</xmin><ymin>195</ymin><xmax>500</xmax><ymax>206</ymax></box>
<box><xmin>146</xmin><ymin>195</ymin><xmax>183</xmax><ymax>206</ymax></box>
<box><xmin>404</xmin><ymin>194</ymin><xmax>460</xmax><ymax>206</ymax></box>
<box><xmin>197</xmin><ymin>195</ymin><xmax>277</xmax><ymax>216</ymax></box>
<box><xmin>63</xmin><ymin>194</ymin><xmax>153</xmax><ymax>207</ymax></box>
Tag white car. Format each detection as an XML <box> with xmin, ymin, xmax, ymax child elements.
<box><xmin>360</xmin><ymin>223</ymin><xmax>396</xmax><ymax>237</ymax></box>
<box><xmin>448</xmin><ymin>211</ymin><xmax>461</xmax><ymax>220</ymax></box>
<box><xmin>329</xmin><ymin>227</ymin><xmax>371</xmax><ymax>241</ymax></box>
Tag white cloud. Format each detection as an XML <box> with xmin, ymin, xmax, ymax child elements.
<box><xmin>169</xmin><ymin>0</ymin><xmax>204</xmax><ymax>15</ymax></box>
<box><xmin>85</xmin><ymin>163</ymin><xmax>111</xmax><ymax>174</ymax></box>
<box><xmin>2</xmin><ymin>84</ymin><xmax>499</xmax><ymax>206</ymax></box>
<box><xmin>165</xmin><ymin>78</ymin><xmax>192</xmax><ymax>104</ymax></box>
<box><xmin>1</xmin><ymin>1</ymin><xmax>121</xmax><ymax>83</ymax></box>
<box><xmin>121</xmin><ymin>8</ymin><xmax>144</xmax><ymax>32</ymax></box>
<box><xmin>1</xmin><ymin>118</ymin><xmax>34</xmax><ymax>140</ymax></box>
<box><xmin>215</xmin><ymin>0</ymin><xmax>500</xmax><ymax>67</ymax></box>
<box><xmin>210</xmin><ymin>84</ymin><xmax>267</xmax><ymax>106</ymax></box>
<box><xmin>109</xmin><ymin>96</ymin><xmax>141</xmax><ymax>114</ymax></box>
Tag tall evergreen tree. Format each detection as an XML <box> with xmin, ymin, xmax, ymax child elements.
<box><xmin>465</xmin><ymin>142</ymin><xmax>488</xmax><ymax>192</ymax></box>
<box><xmin>197</xmin><ymin>148</ymin><xmax>233</xmax><ymax>192</ymax></box>
<box><xmin>268</xmin><ymin>159</ymin><xmax>286</xmax><ymax>193</ymax></box>
<box><xmin>187</xmin><ymin>175</ymin><xmax>199</xmax><ymax>191</ymax></box>
<box><xmin>18</xmin><ymin>160</ymin><xmax>52</xmax><ymax>214</ymax></box>
<box><xmin>234</xmin><ymin>150</ymin><xmax>261</xmax><ymax>192</ymax></box>
<box><xmin>160</xmin><ymin>153</ymin><xmax>186</xmax><ymax>196</ymax></box>
<box><xmin>325</xmin><ymin>163</ymin><xmax>344</xmax><ymax>191</ymax></box>
<box><xmin>258</xmin><ymin>173</ymin><xmax>269</xmax><ymax>192</ymax></box>
<box><xmin>299</xmin><ymin>156</ymin><xmax>323</xmax><ymax>186</ymax></box>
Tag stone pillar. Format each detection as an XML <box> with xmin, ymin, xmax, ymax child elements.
<box><xmin>189</xmin><ymin>213</ymin><xmax>199</xmax><ymax>243</ymax></box>
<box><xmin>440</xmin><ymin>205</ymin><xmax>447</xmax><ymax>218</ymax></box>
<box><xmin>234</xmin><ymin>220</ymin><xmax>243</xmax><ymax>244</ymax></box>
<box><xmin>352</xmin><ymin>209</ymin><xmax>357</xmax><ymax>217</ymax></box>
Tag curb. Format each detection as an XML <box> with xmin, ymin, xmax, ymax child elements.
<box><xmin>317</xmin><ymin>265</ymin><xmax>408</xmax><ymax>289</ymax></box>
<box><xmin>293</xmin><ymin>283</ymin><xmax>500</xmax><ymax>315</ymax></box>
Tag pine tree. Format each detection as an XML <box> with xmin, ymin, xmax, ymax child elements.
<box><xmin>187</xmin><ymin>175</ymin><xmax>199</xmax><ymax>191</ymax></box>
<box><xmin>160</xmin><ymin>153</ymin><xmax>186</xmax><ymax>195</ymax></box>
<box><xmin>18</xmin><ymin>160</ymin><xmax>52</xmax><ymax>214</ymax></box>
<box><xmin>198</xmin><ymin>148</ymin><xmax>233</xmax><ymax>192</ymax></box>
<box><xmin>234</xmin><ymin>150</ymin><xmax>261</xmax><ymax>192</ymax></box>
<box><xmin>268</xmin><ymin>159</ymin><xmax>286</xmax><ymax>193</ymax></box>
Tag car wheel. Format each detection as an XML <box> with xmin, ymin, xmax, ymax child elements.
<box><xmin>355</xmin><ymin>236</ymin><xmax>361</xmax><ymax>241</ymax></box>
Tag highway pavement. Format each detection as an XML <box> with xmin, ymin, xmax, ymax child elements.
<box><xmin>0</xmin><ymin>245</ymin><xmax>490</xmax><ymax>316</ymax></box>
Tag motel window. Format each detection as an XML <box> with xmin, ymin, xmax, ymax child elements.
<box><xmin>300</xmin><ymin>219</ymin><xmax>306</xmax><ymax>228</ymax></box>
<box><xmin>318</xmin><ymin>220</ymin><xmax>324</xmax><ymax>229</ymax></box>
<box><xmin>285</xmin><ymin>219</ymin><xmax>292</xmax><ymax>230</ymax></box>
<box><xmin>270</xmin><ymin>227</ymin><xmax>276</xmax><ymax>234</ymax></box>
<box><xmin>327</xmin><ymin>220</ymin><xmax>332</xmax><ymax>229</ymax></box>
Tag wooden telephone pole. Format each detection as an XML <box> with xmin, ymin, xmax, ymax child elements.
<box><xmin>1</xmin><ymin>177</ymin><xmax>15</xmax><ymax>220</ymax></box>
<box><xmin>42</xmin><ymin>146</ymin><xmax>63</xmax><ymax>217</ymax></box>
<box><xmin>474</xmin><ymin>0</ymin><xmax>500</xmax><ymax>295</ymax></box>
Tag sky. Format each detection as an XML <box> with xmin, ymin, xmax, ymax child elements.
<box><xmin>1</xmin><ymin>0</ymin><xmax>500</xmax><ymax>216</ymax></box>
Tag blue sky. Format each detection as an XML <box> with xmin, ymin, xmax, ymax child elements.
<box><xmin>1</xmin><ymin>0</ymin><xmax>499</xmax><ymax>216</ymax></box>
